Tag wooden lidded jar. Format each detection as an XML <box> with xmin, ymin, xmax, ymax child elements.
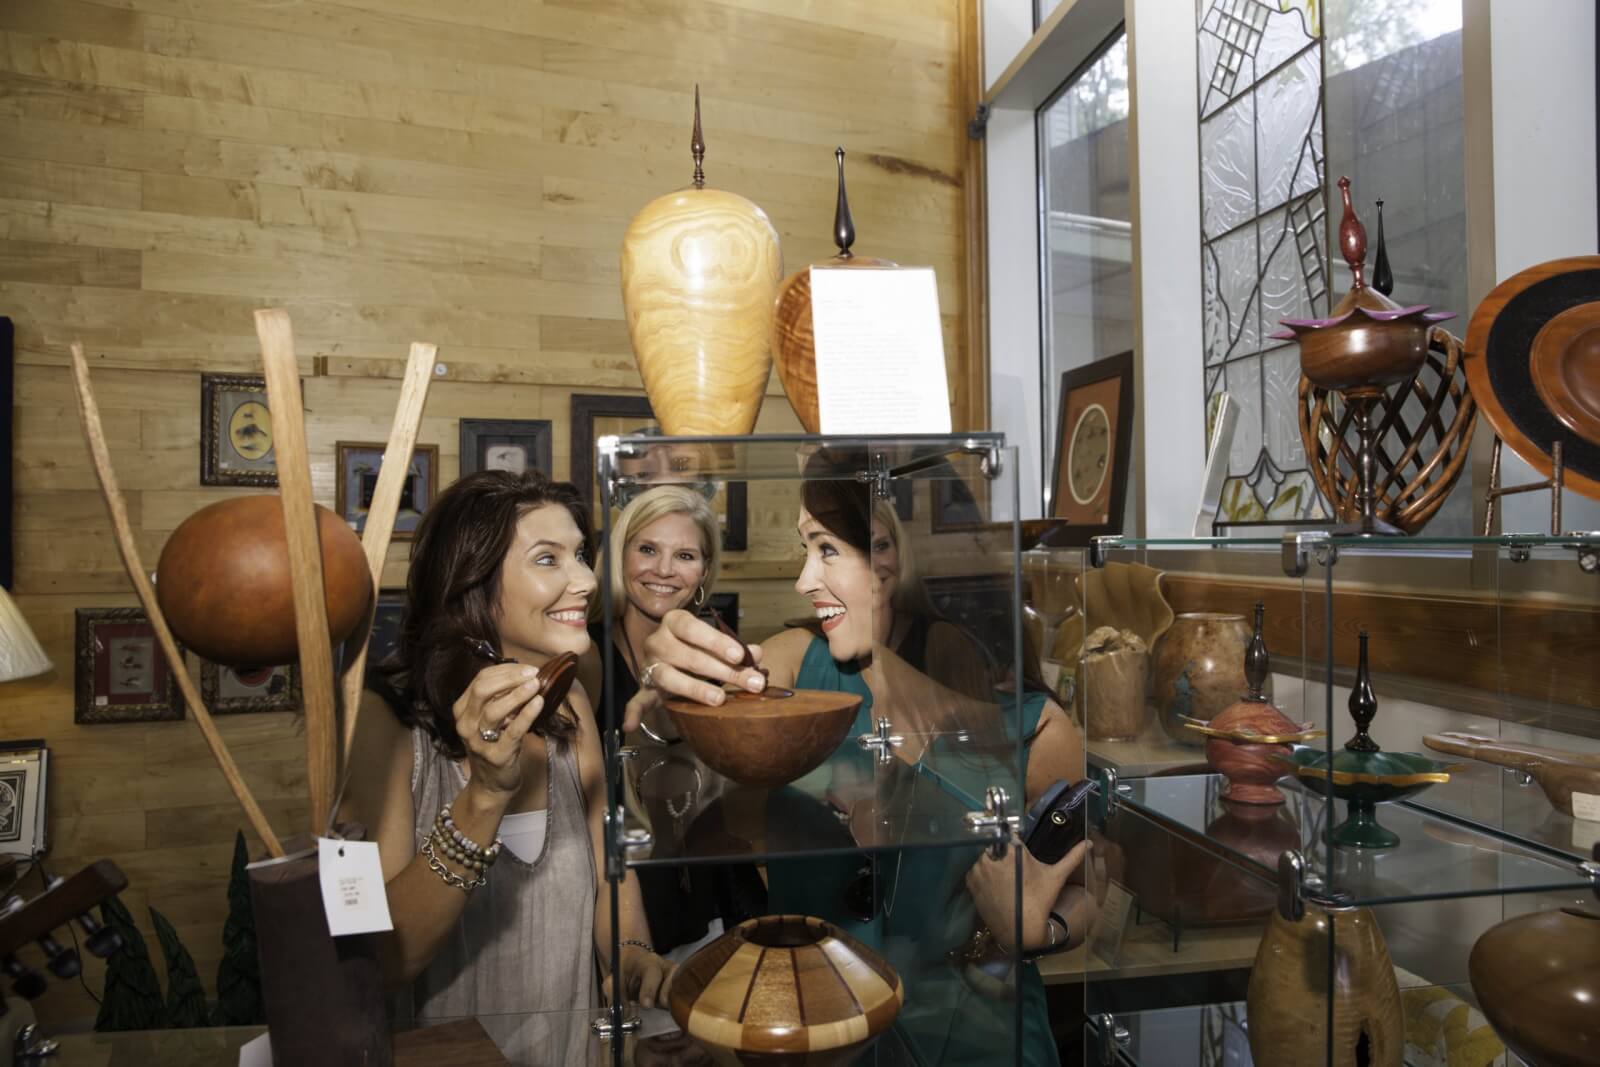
<box><xmin>620</xmin><ymin>87</ymin><xmax>782</xmax><ymax>437</ymax></box>
<box><xmin>1201</xmin><ymin>602</ymin><xmax>1306</xmax><ymax>804</ymax></box>
<box><xmin>771</xmin><ymin>147</ymin><xmax>897</xmax><ymax>433</ymax></box>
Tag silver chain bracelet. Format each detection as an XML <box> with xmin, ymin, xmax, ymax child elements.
<box><xmin>421</xmin><ymin>836</ymin><xmax>488</xmax><ymax>892</ymax></box>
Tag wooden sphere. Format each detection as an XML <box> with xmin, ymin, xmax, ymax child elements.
<box><xmin>620</xmin><ymin>187</ymin><xmax>783</xmax><ymax>436</ymax></box>
<box><xmin>156</xmin><ymin>496</ymin><xmax>372</xmax><ymax>668</ymax></box>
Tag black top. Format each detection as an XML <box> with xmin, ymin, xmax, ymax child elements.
<box><xmin>586</xmin><ymin>622</ymin><xmax>766</xmax><ymax>953</ymax></box>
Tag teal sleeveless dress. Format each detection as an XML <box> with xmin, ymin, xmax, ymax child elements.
<box><xmin>767</xmin><ymin>635</ymin><xmax>1060</xmax><ymax>1067</ymax></box>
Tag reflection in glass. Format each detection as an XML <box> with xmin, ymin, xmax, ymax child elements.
<box><xmin>1039</xmin><ymin>34</ymin><xmax>1132</xmax><ymax>515</ymax></box>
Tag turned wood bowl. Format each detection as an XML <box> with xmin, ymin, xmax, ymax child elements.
<box><xmin>666</xmin><ymin>689</ymin><xmax>862</xmax><ymax>788</ymax></box>
<box><xmin>1470</xmin><ymin>905</ymin><xmax>1600</xmax><ymax>1067</ymax></box>
<box><xmin>156</xmin><ymin>495</ymin><xmax>372</xmax><ymax>668</ymax></box>
<box><xmin>670</xmin><ymin>914</ymin><xmax>903</xmax><ymax>1066</ymax></box>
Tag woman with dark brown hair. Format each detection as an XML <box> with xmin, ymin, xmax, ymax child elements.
<box><xmin>341</xmin><ymin>469</ymin><xmax>672</xmax><ymax>1065</ymax></box>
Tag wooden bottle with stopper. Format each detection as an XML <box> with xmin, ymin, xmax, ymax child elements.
<box><xmin>771</xmin><ymin>147</ymin><xmax>897</xmax><ymax>433</ymax></box>
<box><xmin>619</xmin><ymin>87</ymin><xmax>782</xmax><ymax>436</ymax></box>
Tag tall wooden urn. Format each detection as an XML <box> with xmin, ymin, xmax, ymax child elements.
<box><xmin>620</xmin><ymin>88</ymin><xmax>782</xmax><ymax>436</ymax></box>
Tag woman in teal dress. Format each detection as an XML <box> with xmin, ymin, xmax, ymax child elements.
<box><xmin>626</xmin><ymin>465</ymin><xmax>1090</xmax><ymax>1066</ymax></box>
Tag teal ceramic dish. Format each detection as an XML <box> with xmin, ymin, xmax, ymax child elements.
<box><xmin>1275</xmin><ymin>745</ymin><xmax>1460</xmax><ymax>849</ymax></box>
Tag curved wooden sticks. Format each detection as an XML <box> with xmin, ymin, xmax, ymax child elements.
<box><xmin>70</xmin><ymin>343</ymin><xmax>286</xmax><ymax>858</ymax></box>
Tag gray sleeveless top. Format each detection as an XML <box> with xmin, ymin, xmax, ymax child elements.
<box><xmin>400</xmin><ymin>727</ymin><xmax>600</xmax><ymax>1066</ymax></box>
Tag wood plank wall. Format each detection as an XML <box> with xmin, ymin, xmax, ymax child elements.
<box><xmin>0</xmin><ymin>0</ymin><xmax>969</xmax><ymax>1023</ymax></box>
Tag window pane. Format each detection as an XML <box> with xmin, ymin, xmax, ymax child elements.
<box><xmin>1325</xmin><ymin>0</ymin><xmax>1469</xmax><ymax>534</ymax></box>
<box><xmin>1039</xmin><ymin>34</ymin><xmax>1132</xmax><ymax>514</ymax></box>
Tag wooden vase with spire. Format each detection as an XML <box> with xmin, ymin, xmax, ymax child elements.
<box><xmin>770</xmin><ymin>147</ymin><xmax>897</xmax><ymax>433</ymax></box>
<box><xmin>619</xmin><ymin>87</ymin><xmax>783</xmax><ymax>436</ymax></box>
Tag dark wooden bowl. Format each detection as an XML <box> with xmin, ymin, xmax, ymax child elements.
<box><xmin>666</xmin><ymin>688</ymin><xmax>862</xmax><ymax>788</ymax></box>
<box><xmin>156</xmin><ymin>495</ymin><xmax>371</xmax><ymax>668</ymax></box>
<box><xmin>1470</xmin><ymin>905</ymin><xmax>1600</xmax><ymax>1067</ymax></box>
<box><xmin>670</xmin><ymin>914</ymin><xmax>902</xmax><ymax>1065</ymax></box>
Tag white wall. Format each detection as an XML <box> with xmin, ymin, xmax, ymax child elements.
<box><xmin>1489</xmin><ymin>0</ymin><xmax>1600</xmax><ymax>533</ymax></box>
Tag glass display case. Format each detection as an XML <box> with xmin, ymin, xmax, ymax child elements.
<box><xmin>591</xmin><ymin>433</ymin><xmax>1063</xmax><ymax>1066</ymax></box>
<box><xmin>1052</xmin><ymin>532</ymin><xmax>1600</xmax><ymax>1066</ymax></box>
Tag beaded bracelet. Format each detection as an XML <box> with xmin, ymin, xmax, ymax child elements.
<box><xmin>428</xmin><ymin>826</ymin><xmax>493</xmax><ymax>873</ymax></box>
<box><xmin>421</xmin><ymin>836</ymin><xmax>488</xmax><ymax>892</ymax></box>
<box><xmin>436</xmin><ymin>804</ymin><xmax>503</xmax><ymax>862</ymax></box>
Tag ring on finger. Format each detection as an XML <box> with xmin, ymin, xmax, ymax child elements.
<box><xmin>638</xmin><ymin>661</ymin><xmax>662</xmax><ymax>689</ymax></box>
<box><xmin>479</xmin><ymin>726</ymin><xmax>501</xmax><ymax>743</ymax></box>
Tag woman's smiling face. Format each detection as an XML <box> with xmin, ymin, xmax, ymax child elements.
<box><xmin>794</xmin><ymin>508</ymin><xmax>898</xmax><ymax>662</ymax></box>
<box><xmin>493</xmin><ymin>504</ymin><xmax>597</xmax><ymax>664</ymax></box>
<box><xmin>623</xmin><ymin>511</ymin><xmax>708</xmax><ymax>622</ymax></box>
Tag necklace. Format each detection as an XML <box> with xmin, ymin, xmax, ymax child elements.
<box><xmin>638</xmin><ymin>756</ymin><xmax>702</xmax><ymax>839</ymax></box>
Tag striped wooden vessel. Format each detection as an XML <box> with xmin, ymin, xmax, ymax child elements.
<box><xmin>669</xmin><ymin>915</ymin><xmax>904</xmax><ymax>1066</ymax></box>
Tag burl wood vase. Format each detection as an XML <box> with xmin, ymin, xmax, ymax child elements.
<box><xmin>1247</xmin><ymin>904</ymin><xmax>1403</xmax><ymax>1067</ymax></box>
<box><xmin>1152</xmin><ymin>613</ymin><xmax>1265</xmax><ymax>746</ymax></box>
<box><xmin>620</xmin><ymin>89</ymin><xmax>782</xmax><ymax>437</ymax></box>
<box><xmin>1469</xmin><ymin>904</ymin><xmax>1600</xmax><ymax>1067</ymax></box>
<box><xmin>156</xmin><ymin>495</ymin><xmax>371</xmax><ymax>668</ymax></box>
<box><xmin>670</xmin><ymin>914</ymin><xmax>903</xmax><ymax>1066</ymax></box>
<box><xmin>666</xmin><ymin>688</ymin><xmax>862</xmax><ymax>788</ymax></box>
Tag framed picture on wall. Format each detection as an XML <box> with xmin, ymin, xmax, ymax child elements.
<box><xmin>568</xmin><ymin>394</ymin><xmax>748</xmax><ymax>551</ymax></box>
<box><xmin>1050</xmin><ymin>350</ymin><xmax>1135</xmax><ymax>545</ymax></box>
<box><xmin>0</xmin><ymin>741</ymin><xmax>49</xmax><ymax>858</ymax></box>
<box><xmin>74</xmin><ymin>608</ymin><xmax>182</xmax><ymax>724</ymax></box>
<box><xmin>459</xmin><ymin>419</ymin><xmax>553</xmax><ymax>479</ymax></box>
<box><xmin>201</xmin><ymin>661</ymin><xmax>301</xmax><ymax>715</ymax></box>
<box><xmin>201</xmin><ymin>373</ymin><xmax>279</xmax><ymax>487</ymax></box>
<box><xmin>336</xmin><ymin>442</ymin><xmax>438</xmax><ymax>541</ymax></box>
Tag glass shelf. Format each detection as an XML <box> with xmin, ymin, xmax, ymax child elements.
<box><xmin>597</xmin><ymin>432</ymin><xmax>1006</xmax><ymax>485</ymax></box>
<box><xmin>1093</xmin><ymin>532</ymin><xmax>1600</xmax><ymax>550</ymax></box>
<box><xmin>1087</xmin><ymin>1002</ymin><xmax>1253</xmax><ymax>1067</ymax></box>
<box><xmin>1110</xmin><ymin>773</ymin><xmax>1594</xmax><ymax>906</ymax></box>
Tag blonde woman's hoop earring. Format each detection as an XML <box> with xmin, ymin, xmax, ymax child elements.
<box><xmin>693</xmin><ymin>585</ymin><xmax>708</xmax><ymax>609</ymax></box>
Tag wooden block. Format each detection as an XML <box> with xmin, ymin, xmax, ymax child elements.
<box><xmin>0</xmin><ymin>239</ymin><xmax>141</xmax><ymax>288</ymax></box>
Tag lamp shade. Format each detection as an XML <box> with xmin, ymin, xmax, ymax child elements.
<box><xmin>0</xmin><ymin>585</ymin><xmax>51</xmax><ymax>683</ymax></box>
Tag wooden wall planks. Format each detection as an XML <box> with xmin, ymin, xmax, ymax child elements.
<box><xmin>0</xmin><ymin>0</ymin><xmax>968</xmax><ymax>1023</ymax></box>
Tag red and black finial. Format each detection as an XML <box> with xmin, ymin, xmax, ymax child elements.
<box><xmin>691</xmin><ymin>85</ymin><xmax>706</xmax><ymax>190</ymax></box>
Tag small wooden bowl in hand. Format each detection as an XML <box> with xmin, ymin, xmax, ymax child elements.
<box><xmin>666</xmin><ymin>688</ymin><xmax>862</xmax><ymax>788</ymax></box>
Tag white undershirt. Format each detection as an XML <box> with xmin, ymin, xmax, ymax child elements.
<box><xmin>498</xmin><ymin>809</ymin><xmax>548</xmax><ymax>863</ymax></box>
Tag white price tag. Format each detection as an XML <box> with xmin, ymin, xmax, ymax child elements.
<box><xmin>1089</xmin><ymin>881</ymin><xmax>1135</xmax><ymax>965</ymax></box>
<box><xmin>1572</xmin><ymin>790</ymin><xmax>1600</xmax><ymax>823</ymax></box>
<box><xmin>317</xmin><ymin>837</ymin><xmax>393</xmax><ymax>937</ymax></box>
<box><xmin>238</xmin><ymin>1032</ymin><xmax>272</xmax><ymax>1067</ymax></box>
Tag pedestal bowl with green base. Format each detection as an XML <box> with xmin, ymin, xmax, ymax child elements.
<box><xmin>1275</xmin><ymin>745</ymin><xmax>1458</xmax><ymax>848</ymax></box>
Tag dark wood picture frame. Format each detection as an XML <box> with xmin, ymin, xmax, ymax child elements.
<box><xmin>1049</xmin><ymin>350</ymin><xmax>1135</xmax><ymax>546</ymax></box>
<box><xmin>568</xmin><ymin>394</ymin><xmax>748</xmax><ymax>552</ymax></box>
<box><xmin>201</xmin><ymin>372</ymin><xmax>279</xmax><ymax>487</ymax></box>
<box><xmin>200</xmin><ymin>661</ymin><xmax>301</xmax><ymax>715</ymax></box>
<box><xmin>0</xmin><ymin>739</ymin><xmax>48</xmax><ymax>857</ymax></box>
<box><xmin>74</xmin><ymin>608</ymin><xmax>182</xmax><ymax>724</ymax></box>
<box><xmin>459</xmin><ymin>419</ymin><xmax>553</xmax><ymax>479</ymax></box>
<box><xmin>335</xmin><ymin>442</ymin><xmax>439</xmax><ymax>542</ymax></box>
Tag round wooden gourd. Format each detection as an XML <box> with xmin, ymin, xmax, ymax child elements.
<box><xmin>156</xmin><ymin>495</ymin><xmax>371</xmax><ymax>668</ymax></box>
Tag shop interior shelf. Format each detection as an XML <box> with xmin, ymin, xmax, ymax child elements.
<box><xmin>1107</xmin><ymin>772</ymin><xmax>1594</xmax><ymax>907</ymax></box>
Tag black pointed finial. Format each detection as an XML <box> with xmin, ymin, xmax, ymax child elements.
<box><xmin>833</xmin><ymin>146</ymin><xmax>855</xmax><ymax>258</ymax></box>
<box><xmin>691</xmin><ymin>85</ymin><xmax>705</xmax><ymax>190</ymax></box>
<box><xmin>1372</xmin><ymin>200</ymin><xmax>1394</xmax><ymax>296</ymax></box>
<box><xmin>1345</xmin><ymin>629</ymin><xmax>1381</xmax><ymax>752</ymax></box>
<box><xmin>1243</xmin><ymin>601</ymin><xmax>1269</xmax><ymax>701</ymax></box>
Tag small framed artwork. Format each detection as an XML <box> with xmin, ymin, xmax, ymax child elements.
<box><xmin>201</xmin><ymin>661</ymin><xmax>301</xmax><ymax>715</ymax></box>
<box><xmin>460</xmin><ymin>419</ymin><xmax>553</xmax><ymax>478</ymax></box>
<box><xmin>367</xmin><ymin>589</ymin><xmax>407</xmax><ymax>666</ymax></box>
<box><xmin>75</xmin><ymin>608</ymin><xmax>182</xmax><ymax>724</ymax></box>
<box><xmin>336</xmin><ymin>442</ymin><xmax>439</xmax><ymax>541</ymax></box>
<box><xmin>569</xmin><ymin>394</ymin><xmax>748</xmax><ymax>551</ymax></box>
<box><xmin>931</xmin><ymin>475</ymin><xmax>986</xmax><ymax>534</ymax></box>
<box><xmin>1049</xmin><ymin>350</ymin><xmax>1135</xmax><ymax>545</ymax></box>
<box><xmin>201</xmin><ymin>373</ymin><xmax>278</xmax><ymax>487</ymax></box>
<box><xmin>0</xmin><ymin>740</ymin><xmax>49</xmax><ymax>858</ymax></box>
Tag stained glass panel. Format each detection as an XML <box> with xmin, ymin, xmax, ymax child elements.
<box><xmin>1198</xmin><ymin>0</ymin><xmax>1330</xmax><ymax>526</ymax></box>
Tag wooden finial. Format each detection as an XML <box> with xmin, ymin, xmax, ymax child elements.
<box><xmin>833</xmin><ymin>147</ymin><xmax>855</xmax><ymax>257</ymax></box>
<box><xmin>1345</xmin><ymin>629</ymin><xmax>1381</xmax><ymax>752</ymax></box>
<box><xmin>1337</xmin><ymin>176</ymin><xmax>1367</xmax><ymax>290</ymax></box>
<box><xmin>1243</xmin><ymin>601</ymin><xmax>1269</xmax><ymax>701</ymax></box>
<box><xmin>1372</xmin><ymin>199</ymin><xmax>1394</xmax><ymax>296</ymax></box>
<box><xmin>691</xmin><ymin>84</ymin><xmax>705</xmax><ymax>189</ymax></box>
